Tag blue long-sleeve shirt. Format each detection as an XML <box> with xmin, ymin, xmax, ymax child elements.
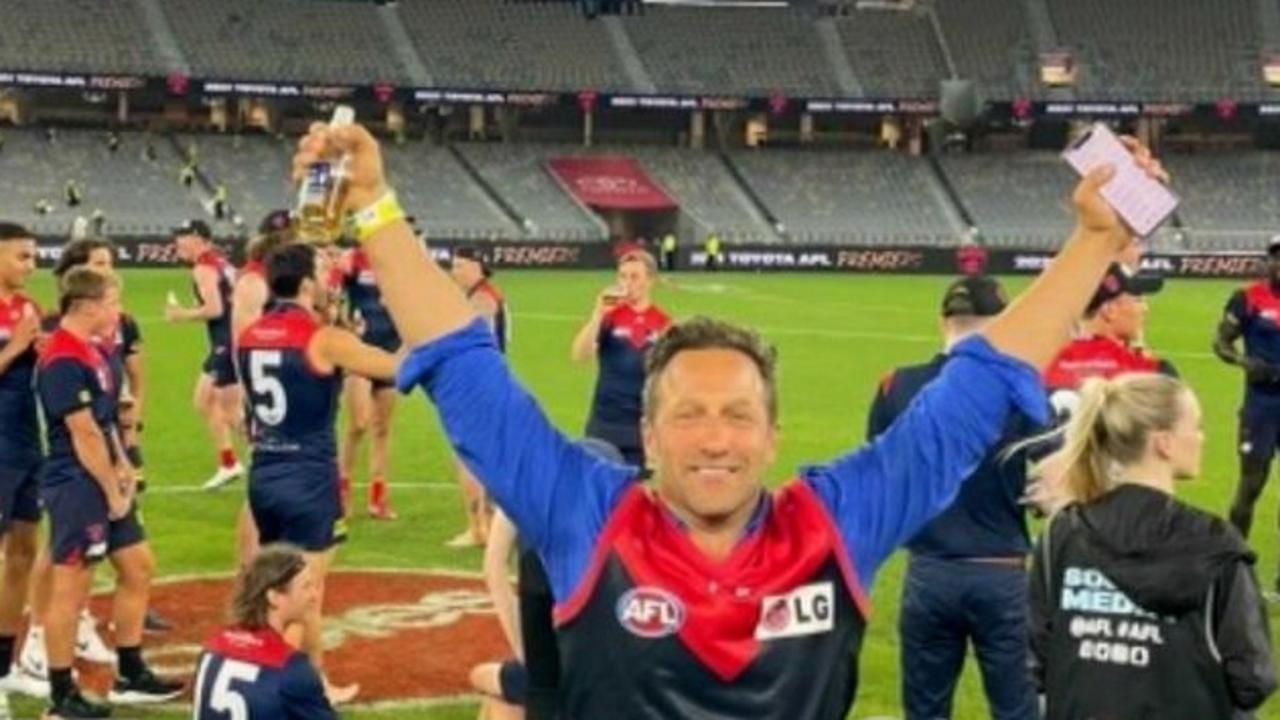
<box><xmin>399</xmin><ymin>319</ymin><xmax>1047</xmax><ymax>602</ymax></box>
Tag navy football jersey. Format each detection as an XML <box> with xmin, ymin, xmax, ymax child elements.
<box><xmin>97</xmin><ymin>313</ymin><xmax>141</xmax><ymax>408</ymax></box>
<box><xmin>1226</xmin><ymin>281</ymin><xmax>1280</xmax><ymax>405</ymax></box>
<box><xmin>343</xmin><ymin>248</ymin><xmax>398</xmax><ymax>346</ymax></box>
<box><xmin>194</xmin><ymin>249</ymin><xmax>236</xmax><ymax>351</ymax></box>
<box><xmin>193</xmin><ymin>626</ymin><xmax>336</xmax><ymax>720</ymax></box>
<box><xmin>0</xmin><ymin>292</ymin><xmax>41</xmax><ymax>463</ymax></box>
<box><xmin>37</xmin><ymin>326</ymin><xmax>117</xmax><ymax>487</ymax></box>
<box><xmin>587</xmin><ymin>303</ymin><xmax>670</xmax><ymax>445</ymax></box>
<box><xmin>236</xmin><ymin>304</ymin><xmax>341</xmax><ymax>470</ymax></box>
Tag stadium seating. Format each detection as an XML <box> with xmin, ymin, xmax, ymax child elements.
<box><xmin>624</xmin><ymin>146</ymin><xmax>778</xmax><ymax>244</ymax></box>
<box><xmin>1164</xmin><ymin>152</ymin><xmax>1280</xmax><ymax>250</ymax></box>
<box><xmin>834</xmin><ymin>7</ymin><xmax>949</xmax><ymax>99</ymax></box>
<box><xmin>1045</xmin><ymin>0</ymin><xmax>1269</xmax><ymax>101</ymax></box>
<box><xmin>179</xmin><ymin>134</ymin><xmax>298</xmax><ymax>232</ymax></box>
<box><xmin>163</xmin><ymin>0</ymin><xmax>408</xmax><ymax>84</ymax></box>
<box><xmin>937</xmin><ymin>152</ymin><xmax>1077</xmax><ymax>249</ymax></box>
<box><xmin>455</xmin><ymin>143</ymin><xmax>609</xmax><ymax>242</ymax></box>
<box><xmin>729</xmin><ymin>150</ymin><xmax>958</xmax><ymax>245</ymax></box>
<box><xmin>933</xmin><ymin>0</ymin><xmax>1035</xmax><ymax>101</ymax></box>
<box><xmin>398</xmin><ymin>0</ymin><xmax>630</xmax><ymax>91</ymax></box>
<box><xmin>4</xmin><ymin>125</ymin><xmax>1277</xmax><ymax>253</ymax></box>
<box><xmin>623</xmin><ymin>6</ymin><xmax>840</xmax><ymax>96</ymax></box>
<box><xmin>0</xmin><ymin>130</ymin><xmax>207</xmax><ymax>237</ymax></box>
<box><xmin>383</xmin><ymin>143</ymin><xmax>521</xmax><ymax>241</ymax></box>
<box><xmin>192</xmin><ymin>134</ymin><xmax>519</xmax><ymax>241</ymax></box>
<box><xmin>0</xmin><ymin>0</ymin><xmax>163</xmax><ymax>75</ymax></box>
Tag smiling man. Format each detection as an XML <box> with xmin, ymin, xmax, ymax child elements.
<box><xmin>290</xmin><ymin>121</ymin><xmax>1157</xmax><ymax>720</ymax></box>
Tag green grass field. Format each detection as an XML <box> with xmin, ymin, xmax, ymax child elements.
<box><xmin>11</xmin><ymin>268</ymin><xmax>1280</xmax><ymax>719</ymax></box>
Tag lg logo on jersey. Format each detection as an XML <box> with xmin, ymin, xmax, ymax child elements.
<box><xmin>754</xmin><ymin>582</ymin><xmax>834</xmax><ymax>641</ymax></box>
<box><xmin>615</xmin><ymin>583</ymin><xmax>835</xmax><ymax>641</ymax></box>
<box><xmin>616</xmin><ymin>587</ymin><xmax>685</xmax><ymax>638</ymax></box>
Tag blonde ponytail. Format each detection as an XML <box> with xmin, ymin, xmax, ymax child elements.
<box><xmin>1020</xmin><ymin>373</ymin><xmax>1189</xmax><ymax>509</ymax></box>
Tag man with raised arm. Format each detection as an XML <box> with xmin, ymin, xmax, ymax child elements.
<box><xmin>291</xmin><ymin>123</ymin><xmax>1158</xmax><ymax>720</ymax></box>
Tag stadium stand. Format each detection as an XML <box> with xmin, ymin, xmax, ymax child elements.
<box><xmin>834</xmin><ymin>6</ymin><xmax>949</xmax><ymax>99</ymax></box>
<box><xmin>12</xmin><ymin>127</ymin><xmax>1276</xmax><ymax>253</ymax></box>
<box><xmin>455</xmin><ymin>143</ymin><xmax>609</xmax><ymax>242</ymax></box>
<box><xmin>729</xmin><ymin>150</ymin><xmax>959</xmax><ymax>245</ymax></box>
<box><xmin>1164</xmin><ymin>152</ymin><xmax>1280</xmax><ymax>250</ymax></box>
<box><xmin>179</xmin><ymin>134</ymin><xmax>297</xmax><ymax>232</ymax></box>
<box><xmin>190</xmin><ymin>134</ymin><xmax>519</xmax><ymax>241</ymax></box>
<box><xmin>937</xmin><ymin>152</ymin><xmax>1077</xmax><ymax>249</ymax></box>
<box><xmin>162</xmin><ymin>0</ymin><xmax>408</xmax><ymax>84</ymax></box>
<box><xmin>1045</xmin><ymin>0</ymin><xmax>1270</xmax><ymax>101</ymax></box>
<box><xmin>0</xmin><ymin>130</ymin><xmax>207</xmax><ymax>237</ymax></box>
<box><xmin>398</xmin><ymin>0</ymin><xmax>630</xmax><ymax>91</ymax></box>
<box><xmin>932</xmin><ymin>0</ymin><xmax>1035</xmax><ymax>100</ymax></box>
<box><xmin>384</xmin><ymin>144</ymin><xmax>521</xmax><ymax>241</ymax></box>
<box><xmin>625</xmin><ymin>146</ymin><xmax>778</xmax><ymax>244</ymax></box>
<box><xmin>0</xmin><ymin>0</ymin><xmax>163</xmax><ymax>75</ymax></box>
<box><xmin>623</xmin><ymin>6</ymin><xmax>841</xmax><ymax>96</ymax></box>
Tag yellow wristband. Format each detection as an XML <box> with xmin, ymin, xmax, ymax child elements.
<box><xmin>351</xmin><ymin>191</ymin><xmax>405</xmax><ymax>244</ymax></box>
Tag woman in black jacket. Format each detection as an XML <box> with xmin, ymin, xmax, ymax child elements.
<box><xmin>1029</xmin><ymin>373</ymin><xmax>1276</xmax><ymax>720</ymax></box>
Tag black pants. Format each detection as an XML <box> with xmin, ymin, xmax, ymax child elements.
<box><xmin>1229</xmin><ymin>404</ymin><xmax>1280</xmax><ymax>588</ymax></box>
<box><xmin>661</xmin><ymin>249</ymin><xmax>676</xmax><ymax>272</ymax></box>
<box><xmin>518</xmin><ymin>549</ymin><xmax>560</xmax><ymax>720</ymax></box>
<box><xmin>899</xmin><ymin>556</ymin><xmax>1037</xmax><ymax>720</ymax></box>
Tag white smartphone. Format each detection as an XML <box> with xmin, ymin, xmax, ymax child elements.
<box><xmin>1062</xmin><ymin>122</ymin><xmax>1178</xmax><ymax>237</ymax></box>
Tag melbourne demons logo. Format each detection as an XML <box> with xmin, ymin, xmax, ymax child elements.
<box><xmin>616</xmin><ymin>587</ymin><xmax>685</xmax><ymax>638</ymax></box>
<box><xmin>759</xmin><ymin>597</ymin><xmax>791</xmax><ymax>634</ymax></box>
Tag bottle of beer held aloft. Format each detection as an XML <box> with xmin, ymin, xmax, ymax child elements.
<box><xmin>296</xmin><ymin>105</ymin><xmax>355</xmax><ymax>244</ymax></box>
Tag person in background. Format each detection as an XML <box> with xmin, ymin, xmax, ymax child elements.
<box><xmin>444</xmin><ymin>247</ymin><xmax>507</xmax><ymax>549</ymax></box>
<box><xmin>867</xmin><ymin>276</ymin><xmax>1042</xmax><ymax>720</ymax></box>
<box><xmin>64</xmin><ymin>180</ymin><xmax>81</xmax><ymax>209</ymax></box>
<box><xmin>213</xmin><ymin>184</ymin><xmax>228</xmax><ymax>222</ymax></box>
<box><xmin>228</xmin><ymin>210</ymin><xmax>296</xmax><ymax>568</ymax></box>
<box><xmin>660</xmin><ymin>233</ymin><xmax>677</xmax><ymax>272</ymax></box>
<box><xmin>338</xmin><ymin>244</ymin><xmax>401</xmax><ymax>520</ymax></box>
<box><xmin>166</xmin><ymin>219</ymin><xmax>244</xmax><ymax>491</ymax></box>
<box><xmin>37</xmin><ymin>270</ymin><xmax>183</xmax><ymax>718</ymax></box>
<box><xmin>192</xmin><ymin>544</ymin><xmax>336</xmax><ymax>720</ymax></box>
<box><xmin>1215</xmin><ymin>235</ymin><xmax>1280</xmax><ymax>595</ymax></box>
<box><xmin>571</xmin><ymin>250</ymin><xmax>670</xmax><ymax>467</ymax></box>
<box><xmin>0</xmin><ymin>224</ymin><xmax>47</xmax><ymax>700</ymax></box>
<box><xmin>1043</xmin><ymin>263</ymin><xmax>1174</xmax><ymax>416</ymax></box>
<box><xmin>1029</xmin><ymin>373</ymin><xmax>1276</xmax><ymax>719</ymax></box>
<box><xmin>237</xmin><ymin>244</ymin><xmax>397</xmax><ymax>703</ymax></box>
<box><xmin>470</xmin><ymin>510</ymin><xmax>526</xmax><ymax>720</ymax></box>
<box><xmin>703</xmin><ymin>233</ymin><xmax>722</xmax><ymax>271</ymax></box>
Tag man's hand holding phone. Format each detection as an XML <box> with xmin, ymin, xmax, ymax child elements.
<box><xmin>1063</xmin><ymin>123</ymin><xmax>1177</xmax><ymax>238</ymax></box>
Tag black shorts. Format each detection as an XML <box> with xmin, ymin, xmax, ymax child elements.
<box><xmin>249</xmin><ymin>464</ymin><xmax>347</xmax><ymax>552</ymax></box>
<box><xmin>42</xmin><ymin>479</ymin><xmax>145</xmax><ymax>566</ymax></box>
<box><xmin>0</xmin><ymin>459</ymin><xmax>41</xmax><ymax>534</ymax></box>
<box><xmin>584</xmin><ymin>418</ymin><xmax>640</xmax><ymax>467</ymax></box>
<box><xmin>361</xmin><ymin>331</ymin><xmax>401</xmax><ymax>391</ymax></box>
<box><xmin>1238</xmin><ymin>403</ymin><xmax>1280</xmax><ymax>465</ymax></box>
<box><xmin>203</xmin><ymin>346</ymin><xmax>237</xmax><ymax>387</ymax></box>
<box><xmin>498</xmin><ymin>659</ymin><xmax>528</xmax><ymax>704</ymax></box>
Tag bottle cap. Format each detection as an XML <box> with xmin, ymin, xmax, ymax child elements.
<box><xmin>331</xmin><ymin>105</ymin><xmax>355</xmax><ymax>128</ymax></box>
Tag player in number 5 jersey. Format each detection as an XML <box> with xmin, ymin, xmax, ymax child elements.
<box><xmin>194</xmin><ymin>544</ymin><xmax>336</xmax><ymax>720</ymax></box>
<box><xmin>235</xmin><ymin>244</ymin><xmax>398</xmax><ymax>702</ymax></box>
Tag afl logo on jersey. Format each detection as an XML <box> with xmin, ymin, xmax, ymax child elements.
<box><xmin>616</xmin><ymin>587</ymin><xmax>685</xmax><ymax>638</ymax></box>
